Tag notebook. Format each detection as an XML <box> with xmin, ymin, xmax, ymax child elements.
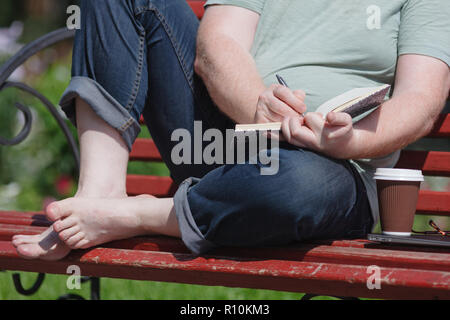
<box><xmin>235</xmin><ymin>84</ymin><xmax>391</xmax><ymax>132</ymax></box>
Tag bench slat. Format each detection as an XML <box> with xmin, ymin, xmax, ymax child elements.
<box><xmin>416</xmin><ymin>190</ymin><xmax>450</xmax><ymax>216</ymax></box>
<box><xmin>126</xmin><ymin>175</ymin><xmax>176</xmax><ymax>197</ymax></box>
<box><xmin>187</xmin><ymin>0</ymin><xmax>205</xmax><ymax>19</ymax></box>
<box><xmin>1</xmin><ymin>221</ymin><xmax>448</xmax><ymax>272</ymax></box>
<box><xmin>396</xmin><ymin>150</ymin><xmax>450</xmax><ymax>176</ymax></box>
<box><xmin>428</xmin><ymin>113</ymin><xmax>450</xmax><ymax>138</ymax></box>
<box><xmin>0</xmin><ymin>216</ymin><xmax>51</xmax><ymax>228</ymax></box>
<box><xmin>0</xmin><ymin>224</ymin><xmax>47</xmax><ymax>241</ymax></box>
<box><xmin>102</xmin><ymin>239</ymin><xmax>450</xmax><ymax>272</ymax></box>
<box><xmin>129</xmin><ymin>138</ymin><xmax>162</xmax><ymax>162</ymax></box>
<box><xmin>0</xmin><ymin>241</ymin><xmax>448</xmax><ymax>299</ymax></box>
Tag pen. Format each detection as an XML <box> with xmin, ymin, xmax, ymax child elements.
<box><xmin>276</xmin><ymin>74</ymin><xmax>289</xmax><ymax>88</ymax></box>
<box><xmin>276</xmin><ymin>74</ymin><xmax>305</xmax><ymax>117</ymax></box>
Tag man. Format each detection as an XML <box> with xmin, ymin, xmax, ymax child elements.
<box><xmin>12</xmin><ymin>0</ymin><xmax>449</xmax><ymax>260</ymax></box>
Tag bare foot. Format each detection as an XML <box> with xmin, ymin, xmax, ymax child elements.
<box><xmin>11</xmin><ymin>191</ymin><xmax>131</xmax><ymax>261</ymax></box>
<box><xmin>12</xmin><ymin>227</ymin><xmax>71</xmax><ymax>261</ymax></box>
<box><xmin>48</xmin><ymin>195</ymin><xmax>158</xmax><ymax>250</ymax></box>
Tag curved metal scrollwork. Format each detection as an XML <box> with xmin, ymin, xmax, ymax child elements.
<box><xmin>0</xmin><ymin>102</ymin><xmax>32</xmax><ymax>146</ymax></box>
<box><xmin>301</xmin><ymin>293</ymin><xmax>360</xmax><ymax>301</ymax></box>
<box><xmin>57</xmin><ymin>277</ymin><xmax>101</xmax><ymax>300</ymax></box>
<box><xmin>0</xmin><ymin>28</ymin><xmax>102</xmax><ymax>299</ymax></box>
<box><xmin>12</xmin><ymin>272</ymin><xmax>45</xmax><ymax>295</ymax></box>
<box><xmin>0</xmin><ymin>27</ymin><xmax>79</xmax><ymax>170</ymax></box>
<box><xmin>0</xmin><ymin>81</ymin><xmax>80</xmax><ymax>171</ymax></box>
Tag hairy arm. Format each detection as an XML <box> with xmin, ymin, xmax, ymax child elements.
<box><xmin>349</xmin><ymin>54</ymin><xmax>450</xmax><ymax>159</ymax></box>
<box><xmin>194</xmin><ymin>6</ymin><xmax>266</xmax><ymax>123</ymax></box>
<box><xmin>284</xmin><ymin>55</ymin><xmax>450</xmax><ymax>159</ymax></box>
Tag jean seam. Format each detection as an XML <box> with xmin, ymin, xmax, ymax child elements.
<box><xmin>125</xmin><ymin>28</ymin><xmax>145</xmax><ymax>113</ymax></box>
<box><xmin>134</xmin><ymin>4</ymin><xmax>195</xmax><ymax>92</ymax></box>
<box><xmin>120</xmin><ymin>117</ymin><xmax>135</xmax><ymax>132</ymax></box>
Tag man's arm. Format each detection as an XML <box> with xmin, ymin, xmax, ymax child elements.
<box><xmin>194</xmin><ymin>5</ymin><xmax>264</xmax><ymax>123</ymax></box>
<box><xmin>283</xmin><ymin>54</ymin><xmax>450</xmax><ymax>159</ymax></box>
<box><xmin>350</xmin><ymin>54</ymin><xmax>450</xmax><ymax>159</ymax></box>
<box><xmin>195</xmin><ymin>5</ymin><xmax>305</xmax><ymax>124</ymax></box>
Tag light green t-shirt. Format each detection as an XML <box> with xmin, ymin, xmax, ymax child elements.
<box><xmin>204</xmin><ymin>0</ymin><xmax>450</xmax><ymax>227</ymax></box>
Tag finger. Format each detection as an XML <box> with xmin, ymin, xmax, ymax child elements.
<box><xmin>288</xmin><ymin>116</ymin><xmax>311</xmax><ymax>148</ymax></box>
<box><xmin>273</xmin><ymin>85</ymin><xmax>307</xmax><ymax>115</ymax></box>
<box><xmin>268</xmin><ymin>96</ymin><xmax>300</xmax><ymax>118</ymax></box>
<box><xmin>326</xmin><ymin>112</ymin><xmax>352</xmax><ymax>126</ymax></box>
<box><xmin>267</xmin><ymin>130</ymin><xmax>284</xmax><ymax>141</ymax></box>
<box><xmin>326</xmin><ymin>125</ymin><xmax>353</xmax><ymax>140</ymax></box>
<box><xmin>293</xmin><ymin>89</ymin><xmax>306</xmax><ymax>101</ymax></box>
<box><xmin>281</xmin><ymin>117</ymin><xmax>292</xmax><ymax>142</ymax></box>
<box><xmin>304</xmin><ymin>112</ymin><xmax>325</xmax><ymax>133</ymax></box>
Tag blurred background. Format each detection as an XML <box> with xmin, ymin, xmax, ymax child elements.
<box><xmin>0</xmin><ymin>0</ymin><xmax>448</xmax><ymax>300</ymax></box>
<box><xmin>0</xmin><ymin>0</ymin><xmax>80</xmax><ymax>212</ymax></box>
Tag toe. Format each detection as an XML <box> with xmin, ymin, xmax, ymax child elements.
<box><xmin>46</xmin><ymin>199</ymin><xmax>73</xmax><ymax>221</ymax></box>
<box><xmin>53</xmin><ymin>217</ymin><xmax>77</xmax><ymax>233</ymax></box>
<box><xmin>16</xmin><ymin>244</ymin><xmax>42</xmax><ymax>260</ymax></box>
<box><xmin>65</xmin><ymin>232</ymin><xmax>85</xmax><ymax>248</ymax></box>
<box><xmin>12</xmin><ymin>235</ymin><xmax>34</xmax><ymax>246</ymax></box>
<box><xmin>136</xmin><ymin>194</ymin><xmax>156</xmax><ymax>199</ymax></box>
<box><xmin>72</xmin><ymin>239</ymin><xmax>91</xmax><ymax>249</ymax></box>
<box><xmin>58</xmin><ymin>226</ymin><xmax>80</xmax><ymax>241</ymax></box>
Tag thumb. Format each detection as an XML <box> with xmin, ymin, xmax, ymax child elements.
<box><xmin>326</xmin><ymin>112</ymin><xmax>352</xmax><ymax>126</ymax></box>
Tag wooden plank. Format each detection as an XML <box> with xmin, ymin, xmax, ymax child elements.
<box><xmin>416</xmin><ymin>190</ymin><xmax>450</xmax><ymax>216</ymax></box>
<box><xmin>0</xmin><ymin>224</ymin><xmax>45</xmax><ymax>241</ymax></box>
<box><xmin>126</xmin><ymin>175</ymin><xmax>177</xmax><ymax>197</ymax></box>
<box><xmin>427</xmin><ymin>114</ymin><xmax>450</xmax><ymax>138</ymax></box>
<box><xmin>396</xmin><ymin>150</ymin><xmax>450</xmax><ymax>176</ymax></box>
<box><xmin>103</xmin><ymin>237</ymin><xmax>450</xmax><ymax>272</ymax></box>
<box><xmin>0</xmin><ymin>210</ymin><xmax>47</xmax><ymax>219</ymax></box>
<box><xmin>0</xmin><ymin>216</ymin><xmax>51</xmax><ymax>227</ymax></box>
<box><xmin>0</xmin><ymin>241</ymin><xmax>448</xmax><ymax>299</ymax></box>
<box><xmin>187</xmin><ymin>0</ymin><xmax>205</xmax><ymax>19</ymax></box>
<box><xmin>129</xmin><ymin>138</ymin><xmax>162</xmax><ymax>162</ymax></box>
<box><xmin>2</xmin><ymin>219</ymin><xmax>448</xmax><ymax>274</ymax></box>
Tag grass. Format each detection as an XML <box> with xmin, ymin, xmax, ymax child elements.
<box><xmin>0</xmin><ymin>271</ymin><xmax>308</xmax><ymax>300</ymax></box>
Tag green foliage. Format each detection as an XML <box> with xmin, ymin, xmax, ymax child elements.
<box><xmin>0</xmin><ymin>271</ymin><xmax>306</xmax><ymax>300</ymax></box>
<box><xmin>0</xmin><ymin>56</ymin><xmax>77</xmax><ymax>211</ymax></box>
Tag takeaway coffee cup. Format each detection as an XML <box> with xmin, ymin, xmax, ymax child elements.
<box><xmin>374</xmin><ymin>168</ymin><xmax>424</xmax><ymax>236</ymax></box>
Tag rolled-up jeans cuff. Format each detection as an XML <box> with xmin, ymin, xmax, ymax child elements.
<box><xmin>174</xmin><ymin>177</ymin><xmax>217</xmax><ymax>255</ymax></box>
<box><xmin>59</xmin><ymin>76</ymin><xmax>141</xmax><ymax>151</ymax></box>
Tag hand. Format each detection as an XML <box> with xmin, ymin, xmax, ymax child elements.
<box><xmin>281</xmin><ymin>111</ymin><xmax>355</xmax><ymax>158</ymax></box>
<box><xmin>254</xmin><ymin>84</ymin><xmax>306</xmax><ymax>124</ymax></box>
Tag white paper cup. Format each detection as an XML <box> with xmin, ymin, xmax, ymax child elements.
<box><xmin>374</xmin><ymin>169</ymin><xmax>424</xmax><ymax>236</ymax></box>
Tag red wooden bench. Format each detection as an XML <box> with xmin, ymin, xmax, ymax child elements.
<box><xmin>0</xmin><ymin>0</ymin><xmax>449</xmax><ymax>300</ymax></box>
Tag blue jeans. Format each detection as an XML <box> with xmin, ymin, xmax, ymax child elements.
<box><xmin>60</xmin><ymin>0</ymin><xmax>373</xmax><ymax>255</ymax></box>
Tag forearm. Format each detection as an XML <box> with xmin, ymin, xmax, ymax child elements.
<box><xmin>343</xmin><ymin>91</ymin><xmax>445</xmax><ymax>159</ymax></box>
<box><xmin>195</xmin><ymin>34</ymin><xmax>265</xmax><ymax>124</ymax></box>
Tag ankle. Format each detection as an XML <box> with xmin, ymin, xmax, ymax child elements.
<box><xmin>75</xmin><ymin>183</ymin><xmax>127</xmax><ymax>198</ymax></box>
